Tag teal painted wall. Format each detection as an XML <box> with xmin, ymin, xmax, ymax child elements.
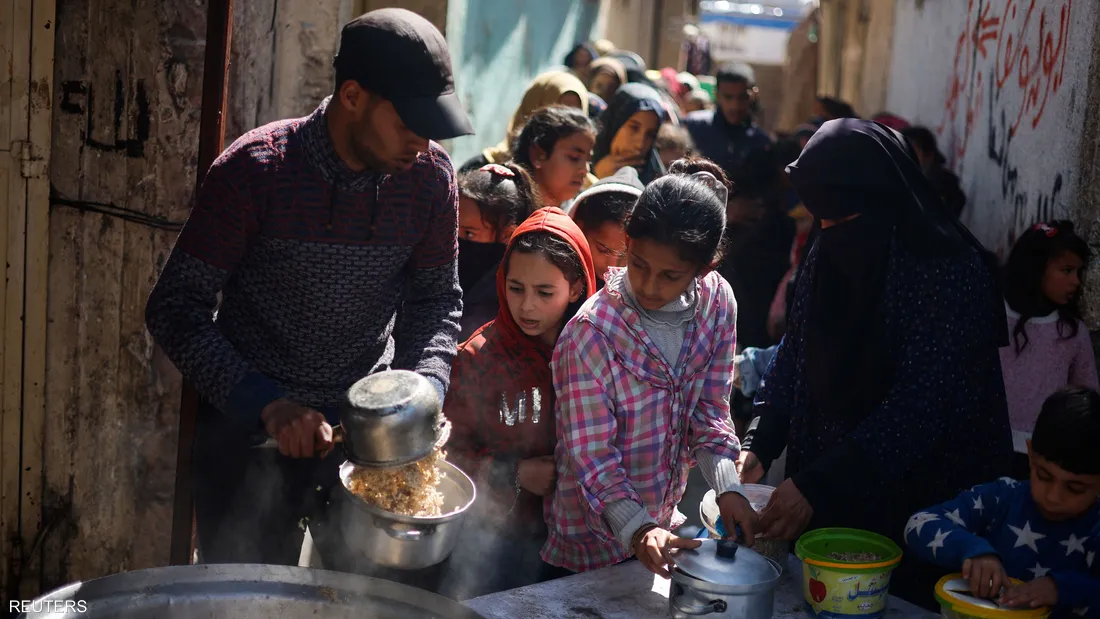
<box><xmin>444</xmin><ymin>0</ymin><xmax>602</xmax><ymax>165</ymax></box>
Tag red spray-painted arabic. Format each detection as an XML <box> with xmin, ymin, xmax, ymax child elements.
<box><xmin>938</xmin><ymin>0</ymin><xmax>1071</xmax><ymax>163</ymax></box>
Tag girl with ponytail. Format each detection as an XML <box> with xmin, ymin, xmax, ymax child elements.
<box><xmin>542</xmin><ymin>157</ymin><xmax>757</xmax><ymax>576</ymax></box>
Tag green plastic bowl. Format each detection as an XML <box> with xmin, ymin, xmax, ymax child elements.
<box><xmin>795</xmin><ymin>529</ymin><xmax>903</xmax><ymax>618</ymax></box>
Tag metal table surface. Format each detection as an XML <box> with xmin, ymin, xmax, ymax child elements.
<box><xmin>463</xmin><ymin>553</ymin><xmax>939</xmax><ymax>619</ymax></box>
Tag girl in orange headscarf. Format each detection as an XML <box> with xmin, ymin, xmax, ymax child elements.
<box><xmin>442</xmin><ymin>207</ymin><xmax>597</xmax><ymax>597</ymax></box>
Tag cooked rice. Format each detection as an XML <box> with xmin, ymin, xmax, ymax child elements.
<box><xmin>347</xmin><ymin>448</ymin><xmax>447</xmax><ymax>517</ymax></box>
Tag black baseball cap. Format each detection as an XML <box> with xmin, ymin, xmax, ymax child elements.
<box><xmin>334</xmin><ymin>8</ymin><xmax>474</xmax><ymax>141</ymax></box>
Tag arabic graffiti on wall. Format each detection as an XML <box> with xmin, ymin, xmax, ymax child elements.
<box><xmin>934</xmin><ymin>0</ymin><xmax>1075</xmax><ymax>251</ymax></box>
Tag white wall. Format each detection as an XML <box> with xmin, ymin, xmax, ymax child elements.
<box><xmin>885</xmin><ymin>0</ymin><xmax>1097</xmax><ymax>258</ymax></box>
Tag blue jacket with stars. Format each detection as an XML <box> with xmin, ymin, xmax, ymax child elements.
<box><xmin>905</xmin><ymin>478</ymin><xmax>1099</xmax><ymax>618</ymax></box>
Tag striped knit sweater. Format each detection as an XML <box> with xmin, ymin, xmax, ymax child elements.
<box><xmin>146</xmin><ymin>97</ymin><xmax>462</xmax><ymax>429</ymax></box>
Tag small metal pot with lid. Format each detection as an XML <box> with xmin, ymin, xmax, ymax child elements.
<box><xmin>340</xmin><ymin>369</ymin><xmax>444</xmax><ymax>467</ymax></box>
<box><xmin>669</xmin><ymin>539</ymin><xmax>782</xmax><ymax>619</ymax></box>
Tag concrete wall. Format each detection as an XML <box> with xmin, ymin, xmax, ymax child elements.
<box><xmin>226</xmin><ymin>0</ymin><xmax>356</xmax><ymax>144</ymax></box>
<box><xmin>600</xmin><ymin>0</ymin><xmax>659</xmax><ymax>71</ymax></box>
<box><xmin>444</xmin><ymin>0</ymin><xmax>602</xmax><ymax>165</ymax></box>
<box><xmin>815</xmin><ymin>0</ymin><xmax>895</xmax><ymax>119</ymax></box>
<box><xmin>226</xmin><ymin>0</ymin><xmax>447</xmax><ymax>145</ymax></box>
<box><xmin>226</xmin><ymin>0</ymin><xmax>603</xmax><ymax>166</ymax></box>
<box><xmin>885</xmin><ymin>0</ymin><xmax>1098</xmax><ymax>259</ymax></box>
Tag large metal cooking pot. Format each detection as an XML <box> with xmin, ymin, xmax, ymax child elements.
<box><xmin>341</xmin><ymin>369</ymin><xmax>442</xmax><ymax>467</ymax></box>
<box><xmin>338</xmin><ymin>458</ymin><xmax>475</xmax><ymax>570</ymax></box>
<box><xmin>16</xmin><ymin>564</ymin><xmax>485</xmax><ymax>618</ymax></box>
<box><xmin>669</xmin><ymin>539</ymin><xmax>782</xmax><ymax>619</ymax></box>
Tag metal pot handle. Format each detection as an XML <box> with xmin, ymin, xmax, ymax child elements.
<box><xmin>671</xmin><ymin>597</ymin><xmax>728</xmax><ymax>616</ymax></box>
<box><xmin>375</xmin><ymin>517</ymin><xmax>435</xmax><ymax>541</ymax></box>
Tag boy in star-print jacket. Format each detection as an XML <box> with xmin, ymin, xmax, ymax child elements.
<box><xmin>905</xmin><ymin>386</ymin><xmax>1100</xmax><ymax>619</ymax></box>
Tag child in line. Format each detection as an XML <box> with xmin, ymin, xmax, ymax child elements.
<box><xmin>456</xmin><ymin>162</ymin><xmax>542</xmax><ymax>340</ymax></box>
<box><xmin>444</xmin><ymin>207</ymin><xmax>597</xmax><ymax>598</ymax></box>
<box><xmin>655</xmin><ymin>123</ymin><xmax>694</xmax><ymax>170</ymax></box>
<box><xmin>512</xmin><ymin>105</ymin><xmax>597</xmax><ymax>210</ymax></box>
<box><xmin>591</xmin><ymin>83</ymin><xmax>667</xmax><ymax>183</ymax></box>
<box><xmin>543</xmin><ymin>158</ymin><xmax>757</xmax><ymax>577</ymax></box>
<box><xmin>567</xmin><ymin>166</ymin><xmax>644</xmax><ymax>288</ymax></box>
<box><xmin>903</xmin><ymin>386</ymin><xmax>1099</xmax><ymax>619</ymax></box>
<box><xmin>459</xmin><ymin>70</ymin><xmax>588</xmax><ymax>173</ymax></box>
<box><xmin>1001</xmin><ymin>221</ymin><xmax>1098</xmax><ymax>467</ymax></box>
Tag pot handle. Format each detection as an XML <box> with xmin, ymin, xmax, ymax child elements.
<box><xmin>671</xmin><ymin>597</ymin><xmax>728</xmax><ymax>616</ymax></box>
<box><xmin>375</xmin><ymin>517</ymin><xmax>435</xmax><ymax>541</ymax></box>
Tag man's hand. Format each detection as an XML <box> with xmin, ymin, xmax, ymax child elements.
<box><xmin>717</xmin><ymin>491</ymin><xmax>758</xmax><ymax>547</ymax></box>
<box><xmin>758</xmin><ymin>478</ymin><xmax>814</xmax><ymax>541</ymax></box>
<box><xmin>517</xmin><ymin>455</ymin><xmax>557</xmax><ymax>496</ymax></box>
<box><xmin>632</xmin><ymin>527</ymin><xmax>702</xmax><ymax>578</ymax></box>
<box><xmin>962</xmin><ymin>554</ymin><xmax>1009</xmax><ymax>599</ymax></box>
<box><xmin>736</xmin><ymin>450</ymin><xmax>765</xmax><ymax>484</ymax></box>
<box><xmin>1000</xmin><ymin>577</ymin><xmax>1058</xmax><ymax>609</ymax></box>
<box><xmin>261</xmin><ymin>399</ymin><xmax>333</xmax><ymax>459</ymax></box>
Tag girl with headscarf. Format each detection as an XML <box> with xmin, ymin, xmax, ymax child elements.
<box><xmin>608</xmin><ymin>50</ymin><xmax>648</xmax><ymax>84</ymax></box>
<box><xmin>444</xmin><ymin>208</ymin><xmax>597</xmax><ymax>597</ymax></box>
<box><xmin>564</xmin><ymin>42</ymin><xmax>597</xmax><ymax>83</ymax></box>
<box><xmin>592</xmin><ymin>83</ymin><xmax>666</xmax><ymax>183</ymax></box>
<box><xmin>738</xmin><ymin>119</ymin><xmax>1013</xmax><ymax>606</ymax></box>
<box><xmin>460</xmin><ymin>71</ymin><xmax>589</xmax><ymax>173</ymax></box>
<box><xmin>587</xmin><ymin>57</ymin><xmax>627</xmax><ymax>103</ymax></box>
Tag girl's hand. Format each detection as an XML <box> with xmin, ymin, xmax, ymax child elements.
<box><xmin>758</xmin><ymin>478</ymin><xmax>814</xmax><ymax>540</ymax></box>
<box><xmin>736</xmin><ymin>451</ymin><xmax>765</xmax><ymax>484</ymax></box>
<box><xmin>962</xmin><ymin>554</ymin><xmax>1008</xmax><ymax>599</ymax></box>
<box><xmin>517</xmin><ymin>456</ymin><xmax>556</xmax><ymax>496</ymax></box>
<box><xmin>999</xmin><ymin>577</ymin><xmax>1058</xmax><ymax>609</ymax></box>
<box><xmin>632</xmin><ymin>526</ymin><xmax>702</xmax><ymax>578</ymax></box>
<box><xmin>593</xmin><ymin>154</ymin><xmax>645</xmax><ymax>178</ymax></box>
<box><xmin>717</xmin><ymin>491</ymin><xmax>758</xmax><ymax>547</ymax></box>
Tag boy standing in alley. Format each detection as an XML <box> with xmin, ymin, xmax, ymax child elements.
<box><xmin>904</xmin><ymin>386</ymin><xmax>1099</xmax><ymax>618</ymax></box>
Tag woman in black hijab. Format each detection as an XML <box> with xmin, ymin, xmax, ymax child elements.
<box><xmin>591</xmin><ymin>83</ymin><xmax>666</xmax><ymax>184</ymax></box>
<box><xmin>739</xmin><ymin>119</ymin><xmax>1012</xmax><ymax>608</ymax></box>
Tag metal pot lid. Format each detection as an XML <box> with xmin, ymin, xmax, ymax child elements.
<box><xmin>674</xmin><ymin>539</ymin><xmax>780</xmax><ymax>587</ymax></box>
<box><xmin>346</xmin><ymin>370</ymin><xmax>434</xmax><ymax>417</ymax></box>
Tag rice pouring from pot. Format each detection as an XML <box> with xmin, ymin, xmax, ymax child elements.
<box><xmin>346</xmin><ymin>447</ymin><xmax>448</xmax><ymax>517</ymax></box>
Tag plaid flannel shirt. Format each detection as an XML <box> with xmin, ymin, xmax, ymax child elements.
<box><xmin>541</xmin><ymin>269</ymin><xmax>742</xmax><ymax>571</ymax></box>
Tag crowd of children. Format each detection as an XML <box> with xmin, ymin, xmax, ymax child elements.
<box><xmin>153</xmin><ymin>11</ymin><xmax>1096</xmax><ymax>614</ymax></box>
<box><xmin>435</xmin><ymin>41</ymin><xmax>1099</xmax><ymax>618</ymax></box>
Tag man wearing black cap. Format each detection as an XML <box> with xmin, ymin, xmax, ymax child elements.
<box><xmin>146</xmin><ymin>8</ymin><xmax>473</xmax><ymax>564</ymax></box>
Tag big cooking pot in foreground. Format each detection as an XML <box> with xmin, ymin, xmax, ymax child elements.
<box><xmin>16</xmin><ymin>564</ymin><xmax>486</xmax><ymax>618</ymax></box>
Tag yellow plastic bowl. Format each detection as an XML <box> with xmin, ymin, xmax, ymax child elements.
<box><xmin>934</xmin><ymin>574</ymin><xmax>1051</xmax><ymax>619</ymax></box>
